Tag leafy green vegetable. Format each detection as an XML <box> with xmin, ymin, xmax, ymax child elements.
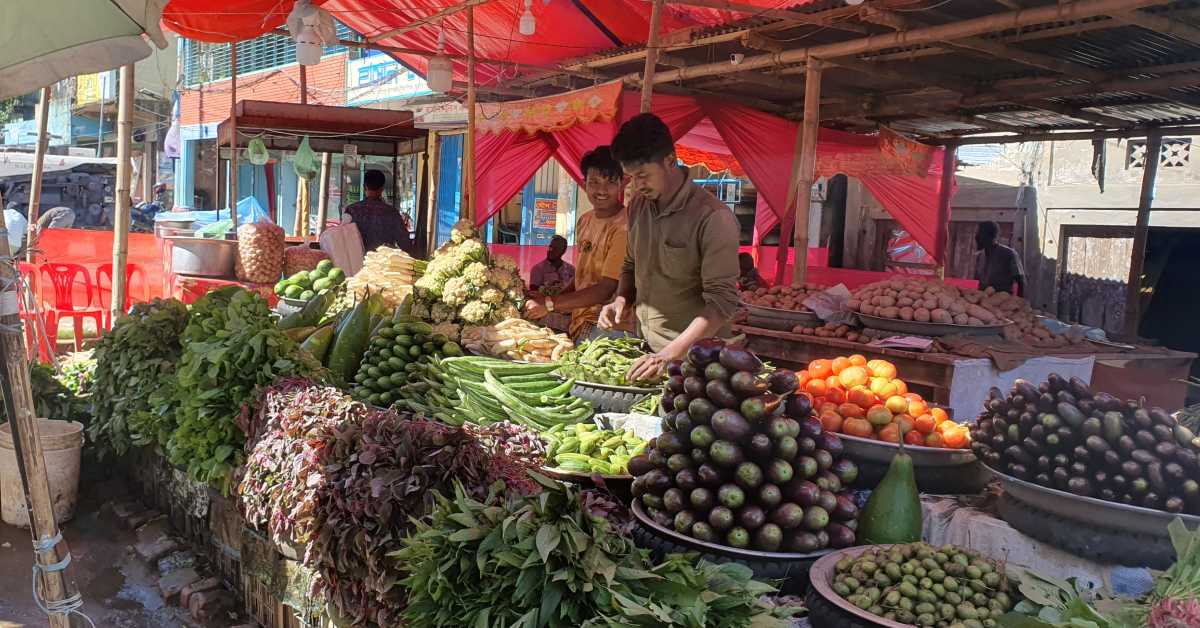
<box><xmin>88</xmin><ymin>298</ymin><xmax>189</xmax><ymax>457</ymax></box>
<box><xmin>167</xmin><ymin>288</ymin><xmax>319</xmax><ymax>490</ymax></box>
<box><xmin>392</xmin><ymin>473</ymin><xmax>796</xmax><ymax>628</ymax></box>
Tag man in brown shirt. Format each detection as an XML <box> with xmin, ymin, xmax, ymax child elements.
<box><xmin>599</xmin><ymin>113</ymin><xmax>741</xmax><ymax>381</ymax></box>
<box><xmin>973</xmin><ymin>220</ymin><xmax>1026</xmax><ymax>296</ymax></box>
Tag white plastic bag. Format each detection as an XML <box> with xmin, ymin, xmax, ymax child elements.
<box><xmin>319</xmin><ymin>221</ymin><xmax>365</xmax><ymax>277</ymax></box>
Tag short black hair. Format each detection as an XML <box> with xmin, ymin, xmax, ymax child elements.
<box><xmin>580</xmin><ymin>146</ymin><xmax>622</xmax><ymax>181</ymax></box>
<box><xmin>550</xmin><ymin>235</ymin><xmax>568</xmax><ymax>248</ymax></box>
<box><xmin>611</xmin><ymin>113</ymin><xmax>675</xmax><ymax>167</ymax></box>
<box><xmin>977</xmin><ymin>220</ymin><xmax>1000</xmax><ymax>241</ymax></box>
<box><xmin>364</xmin><ymin>169</ymin><xmax>386</xmax><ymax>191</ymax></box>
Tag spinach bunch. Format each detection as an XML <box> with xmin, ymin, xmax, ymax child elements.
<box><xmin>393</xmin><ymin>474</ymin><xmax>794</xmax><ymax>628</ymax></box>
<box><xmin>167</xmin><ymin>288</ymin><xmax>315</xmax><ymax>489</ymax></box>
<box><xmin>0</xmin><ymin>362</ymin><xmax>91</xmax><ymax>427</ymax></box>
<box><xmin>87</xmin><ymin>298</ymin><xmax>189</xmax><ymax>457</ymax></box>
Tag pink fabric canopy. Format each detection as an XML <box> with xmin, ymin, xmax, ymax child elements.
<box><xmin>472</xmin><ymin>83</ymin><xmax>954</xmax><ymax>282</ymax></box>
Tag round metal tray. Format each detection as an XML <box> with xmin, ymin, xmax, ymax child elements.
<box><xmin>745</xmin><ymin>303</ymin><xmax>821</xmax><ymax>326</ymax></box>
<box><xmin>541</xmin><ymin>465</ymin><xmax>632</xmax><ymax>482</ymax></box>
<box><xmin>630</xmin><ymin>499</ymin><xmax>834</xmax><ymax>562</ymax></box>
<box><xmin>985</xmin><ymin>463</ymin><xmax>1200</xmax><ymax>537</ymax></box>
<box><xmin>856</xmin><ymin>313</ymin><xmax>1007</xmax><ymax>337</ymax></box>
<box><xmin>838</xmin><ymin>433</ymin><xmax>977</xmax><ymax>467</ymax></box>
<box><xmin>569</xmin><ymin>379</ymin><xmax>658</xmax><ymax>414</ymax></box>
<box><xmin>809</xmin><ymin>545</ymin><xmax>916</xmax><ymax>628</ymax></box>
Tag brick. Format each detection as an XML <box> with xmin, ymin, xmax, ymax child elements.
<box><xmin>110</xmin><ymin>501</ymin><xmax>144</xmax><ymax>520</ymax></box>
<box><xmin>134</xmin><ymin>537</ymin><xmax>180</xmax><ymax>564</ymax></box>
<box><xmin>188</xmin><ymin>589</ymin><xmax>234</xmax><ymax>622</ymax></box>
<box><xmin>158</xmin><ymin>567</ymin><xmax>201</xmax><ymax>602</ymax></box>
<box><xmin>180</xmin><ymin>577</ymin><xmax>221</xmax><ymax>609</ymax></box>
<box><xmin>180</xmin><ymin>53</ymin><xmax>347</xmax><ymax>126</ymax></box>
<box><xmin>135</xmin><ymin>516</ymin><xmax>171</xmax><ymax>545</ymax></box>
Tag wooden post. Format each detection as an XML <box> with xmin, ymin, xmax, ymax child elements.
<box><xmin>0</xmin><ymin>196</ymin><xmax>77</xmax><ymax>628</ymax></box>
<box><xmin>316</xmin><ymin>152</ymin><xmax>332</xmax><ymax>236</ymax></box>
<box><xmin>934</xmin><ymin>144</ymin><xmax>957</xmax><ymax>280</ymax></box>
<box><xmin>463</xmin><ymin>5</ymin><xmax>478</xmax><ymax>221</ymax></box>
<box><xmin>640</xmin><ymin>0</ymin><xmax>666</xmax><ymax>113</ymax></box>
<box><xmin>1123</xmin><ymin>132</ymin><xmax>1162</xmax><ymax>339</ymax></box>
<box><xmin>143</xmin><ymin>138</ymin><xmax>157</xmax><ymax>204</ymax></box>
<box><xmin>791</xmin><ymin>62</ymin><xmax>822</xmax><ymax>287</ymax></box>
<box><xmin>299</xmin><ymin>65</ymin><xmax>308</xmax><ymax>105</ymax></box>
<box><xmin>229</xmin><ymin>44</ymin><xmax>239</xmax><ymax>227</ymax></box>
<box><xmin>25</xmin><ymin>86</ymin><xmax>50</xmax><ymax>261</ymax></box>
<box><xmin>426</xmin><ymin>129</ymin><xmax>440</xmax><ymax>254</ymax></box>
<box><xmin>112</xmin><ymin>65</ymin><xmax>135</xmax><ymax>324</ymax></box>
<box><xmin>392</xmin><ymin>143</ymin><xmax>400</xmax><ymax>206</ymax></box>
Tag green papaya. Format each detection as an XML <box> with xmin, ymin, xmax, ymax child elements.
<box><xmin>299</xmin><ymin>326</ymin><xmax>335</xmax><ymax>363</ymax></box>
<box><xmin>282</xmin><ymin>325</ymin><xmax>317</xmax><ymax>342</ymax></box>
<box><xmin>327</xmin><ymin>299</ymin><xmax>371</xmax><ymax>384</ymax></box>
<box><xmin>278</xmin><ymin>289</ymin><xmax>335</xmax><ymax>330</ymax></box>
<box><xmin>858</xmin><ymin>435</ymin><xmax>922</xmax><ymax>545</ymax></box>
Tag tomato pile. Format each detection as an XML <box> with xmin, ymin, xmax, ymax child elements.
<box><xmin>796</xmin><ymin>355</ymin><xmax>971</xmax><ymax>449</ymax></box>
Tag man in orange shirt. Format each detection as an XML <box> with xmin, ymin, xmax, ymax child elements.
<box><xmin>525</xmin><ymin>147</ymin><xmax>632</xmax><ymax>341</ymax></box>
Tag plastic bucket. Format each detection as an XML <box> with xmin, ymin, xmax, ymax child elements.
<box><xmin>0</xmin><ymin>419</ymin><xmax>85</xmax><ymax>527</ymax></box>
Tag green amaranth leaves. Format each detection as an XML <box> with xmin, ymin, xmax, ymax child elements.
<box><xmin>392</xmin><ymin>475</ymin><xmax>797</xmax><ymax>628</ymax></box>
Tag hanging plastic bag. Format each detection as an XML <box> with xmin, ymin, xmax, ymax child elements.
<box><xmin>247</xmin><ymin>137</ymin><xmax>270</xmax><ymax>166</ymax></box>
<box><xmin>292</xmin><ymin>136</ymin><xmax>320</xmax><ymax>179</ymax></box>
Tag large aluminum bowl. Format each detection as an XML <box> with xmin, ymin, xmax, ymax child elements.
<box><xmin>857</xmin><ymin>313</ymin><xmax>1007</xmax><ymax>337</ymax></box>
<box><xmin>167</xmin><ymin>236</ymin><xmax>237</xmax><ymax>278</ymax></box>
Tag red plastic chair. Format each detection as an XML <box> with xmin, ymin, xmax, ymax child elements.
<box><xmin>97</xmin><ymin>262</ymin><xmax>148</xmax><ymax>329</ymax></box>
<box><xmin>39</xmin><ymin>263</ymin><xmax>104</xmax><ymax>351</ymax></box>
<box><xmin>17</xmin><ymin>262</ymin><xmax>50</xmax><ymax>362</ymax></box>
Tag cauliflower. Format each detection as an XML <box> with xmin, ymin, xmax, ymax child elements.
<box><xmin>480</xmin><ymin>287</ymin><xmax>504</xmax><ymax>305</ymax></box>
<box><xmin>450</xmin><ymin>219</ymin><xmax>476</xmax><ymax>244</ymax></box>
<box><xmin>494</xmin><ymin>254</ymin><xmax>518</xmax><ymax>272</ymax></box>
<box><xmin>495</xmin><ymin>303</ymin><xmax>521</xmax><ymax>320</ymax></box>
<box><xmin>441</xmin><ymin>276</ymin><xmax>472</xmax><ymax>307</ymax></box>
<box><xmin>414</xmin><ymin>274</ymin><xmax>441</xmax><ymax>296</ymax></box>
<box><xmin>457</xmin><ymin>238</ymin><xmax>485</xmax><ymax>261</ymax></box>
<box><xmin>459</xmin><ymin>300</ymin><xmax>492</xmax><ymax>324</ymax></box>
<box><xmin>463</xmin><ymin>262</ymin><xmax>490</xmax><ymax>287</ymax></box>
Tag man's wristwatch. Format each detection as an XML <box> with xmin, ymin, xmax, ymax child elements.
<box><xmin>545</xmin><ymin>298</ymin><xmax>555</xmax><ymax>312</ymax></box>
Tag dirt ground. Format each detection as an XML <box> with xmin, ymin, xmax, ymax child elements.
<box><xmin>0</xmin><ymin>475</ymin><xmax>195</xmax><ymax>628</ymax></box>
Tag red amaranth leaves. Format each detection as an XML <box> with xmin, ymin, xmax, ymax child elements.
<box><xmin>1149</xmin><ymin>597</ymin><xmax>1200</xmax><ymax>628</ymax></box>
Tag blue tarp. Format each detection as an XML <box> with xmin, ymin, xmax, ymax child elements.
<box><xmin>154</xmin><ymin>196</ymin><xmax>272</xmax><ymax>228</ymax></box>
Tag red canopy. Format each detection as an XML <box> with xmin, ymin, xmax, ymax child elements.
<box><xmin>472</xmin><ymin>81</ymin><xmax>955</xmax><ymax>283</ymax></box>
<box><xmin>162</xmin><ymin>0</ymin><xmax>816</xmax><ymax>85</ymax></box>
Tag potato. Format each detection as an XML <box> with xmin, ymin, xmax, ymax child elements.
<box><xmin>847</xmin><ymin>298</ymin><xmax>861</xmax><ymax>310</ymax></box>
<box><xmin>878</xmin><ymin>295</ymin><xmax>896</xmax><ymax>308</ymax></box>
<box><xmin>937</xmin><ymin>295</ymin><xmax>954</xmax><ymax>310</ymax></box>
<box><xmin>880</xmin><ymin>306</ymin><xmax>900</xmax><ymax>318</ymax></box>
<box><xmin>931</xmin><ymin>308</ymin><xmax>953</xmax><ymax>324</ymax></box>
<box><xmin>861</xmin><ymin>304</ymin><xmax>876</xmax><ymax>316</ymax></box>
<box><xmin>967</xmin><ymin>316</ymin><xmax>983</xmax><ymax>326</ymax></box>
<box><xmin>953</xmin><ymin>313</ymin><xmax>970</xmax><ymax>325</ymax></box>
<box><xmin>921</xmin><ymin>298</ymin><xmax>938</xmax><ymax>310</ymax></box>
<box><xmin>966</xmin><ymin>304</ymin><xmax>994</xmax><ymax>323</ymax></box>
<box><xmin>914</xmin><ymin>307</ymin><xmax>931</xmax><ymax>322</ymax></box>
<box><xmin>846</xmin><ymin>332</ymin><xmax>859</xmax><ymax>342</ymax></box>
<box><xmin>949</xmin><ymin>300</ymin><xmax>967</xmax><ymax>315</ymax></box>
<box><xmin>897</xmin><ymin>296</ymin><xmax>914</xmax><ymax>307</ymax></box>
<box><xmin>899</xmin><ymin>306</ymin><xmax>914</xmax><ymax>321</ymax></box>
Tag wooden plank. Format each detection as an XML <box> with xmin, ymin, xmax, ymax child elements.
<box><xmin>1123</xmin><ymin>131</ymin><xmax>1162</xmax><ymax>338</ymax></box>
<box><xmin>792</xmin><ymin>63</ymin><xmax>821</xmax><ymax>286</ymax></box>
<box><xmin>641</xmin><ymin>0</ymin><xmax>666</xmax><ymax>113</ymax></box>
<box><xmin>112</xmin><ymin>65</ymin><xmax>135</xmax><ymax>324</ymax></box>
<box><xmin>25</xmin><ymin>86</ymin><xmax>50</xmax><ymax>261</ymax></box>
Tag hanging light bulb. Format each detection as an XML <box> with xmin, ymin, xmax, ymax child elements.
<box><xmin>286</xmin><ymin>0</ymin><xmax>337</xmax><ymax>66</ymax></box>
<box><xmin>519</xmin><ymin>0</ymin><xmax>536</xmax><ymax>36</ymax></box>
<box><xmin>427</xmin><ymin>23</ymin><xmax>454</xmax><ymax>93</ymax></box>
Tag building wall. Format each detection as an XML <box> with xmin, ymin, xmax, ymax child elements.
<box><xmin>179</xmin><ymin>53</ymin><xmax>347</xmax><ymax>126</ymax></box>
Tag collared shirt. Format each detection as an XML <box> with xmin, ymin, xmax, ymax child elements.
<box><xmin>621</xmin><ymin>178</ymin><xmax>741</xmax><ymax>352</ymax></box>
<box><xmin>569</xmin><ymin>207</ymin><xmax>631</xmax><ymax>339</ymax></box>
<box><xmin>974</xmin><ymin>244</ymin><xmax>1024</xmax><ymax>294</ymax></box>
<box><xmin>530</xmin><ymin>259</ymin><xmax>575</xmax><ymax>295</ymax></box>
<box><xmin>344</xmin><ymin>198</ymin><xmax>412</xmax><ymax>252</ymax></box>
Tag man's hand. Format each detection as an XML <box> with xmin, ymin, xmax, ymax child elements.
<box><xmin>627</xmin><ymin>352</ymin><xmax>669</xmax><ymax>383</ymax></box>
<box><xmin>597</xmin><ymin>296</ymin><xmax>628</xmax><ymax>330</ymax></box>
<box><xmin>523</xmin><ymin>297</ymin><xmax>549</xmax><ymax>320</ymax></box>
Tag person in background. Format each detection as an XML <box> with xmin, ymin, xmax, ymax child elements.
<box><xmin>343</xmin><ymin>169</ymin><xmax>412</xmax><ymax>252</ymax></box>
<box><xmin>738</xmin><ymin>252</ymin><xmax>768</xmax><ymax>292</ymax></box>
<box><xmin>599</xmin><ymin>113</ymin><xmax>741</xmax><ymax>381</ymax></box>
<box><xmin>973</xmin><ymin>220</ymin><xmax>1025</xmax><ymax>296</ymax></box>
<box><xmin>525</xmin><ymin>146</ymin><xmax>632</xmax><ymax>341</ymax></box>
<box><xmin>529</xmin><ymin>235</ymin><xmax>575</xmax><ymax>296</ymax></box>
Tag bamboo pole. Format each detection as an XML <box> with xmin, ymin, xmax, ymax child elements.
<box><xmin>1124</xmin><ymin>132</ymin><xmax>1162</xmax><ymax>339</ymax></box>
<box><xmin>230</xmin><ymin>45</ymin><xmax>239</xmax><ymax>227</ymax></box>
<box><xmin>0</xmin><ymin>195</ymin><xmax>77</xmax><ymax>628</ymax></box>
<box><xmin>463</xmin><ymin>5</ymin><xmax>477</xmax><ymax>221</ymax></box>
<box><xmin>316</xmin><ymin>152</ymin><xmax>331</xmax><ymax>235</ymax></box>
<box><xmin>368</xmin><ymin>0</ymin><xmax>491</xmax><ymax>42</ymax></box>
<box><xmin>299</xmin><ymin>65</ymin><xmax>308</xmax><ymax>105</ymax></box>
<box><xmin>640</xmin><ymin>0</ymin><xmax>666</xmax><ymax>113</ymax></box>
<box><xmin>934</xmin><ymin>144</ymin><xmax>956</xmax><ymax>280</ymax></box>
<box><xmin>791</xmin><ymin>63</ymin><xmax>822</xmax><ymax>287</ymax></box>
<box><xmin>25</xmin><ymin>86</ymin><xmax>50</xmax><ymax>262</ymax></box>
<box><xmin>426</xmin><ymin>129</ymin><xmax>440</xmax><ymax>254</ymax></box>
<box><xmin>112</xmin><ymin>65</ymin><xmax>135</xmax><ymax>324</ymax></box>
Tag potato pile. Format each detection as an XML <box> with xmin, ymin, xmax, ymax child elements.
<box><xmin>980</xmin><ymin>289</ymin><xmax>1080</xmax><ymax>348</ymax></box>
<box><xmin>849</xmin><ymin>279</ymin><xmax>1004</xmax><ymax>327</ymax></box>
<box><xmin>741</xmin><ymin>283</ymin><xmax>824</xmax><ymax>312</ymax></box>
<box><xmin>283</xmin><ymin>245</ymin><xmax>331</xmax><ymax>276</ymax></box>
<box><xmin>793</xmin><ymin>322</ymin><xmax>862</xmax><ymax>342</ymax></box>
<box><xmin>235</xmin><ymin>221</ymin><xmax>286</xmax><ymax>284</ymax></box>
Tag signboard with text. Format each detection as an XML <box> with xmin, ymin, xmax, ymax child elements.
<box><xmin>346</xmin><ymin>57</ymin><xmax>431</xmax><ymax>105</ymax></box>
<box><xmin>76</xmin><ymin>72</ymin><xmax>115</xmax><ymax>106</ymax></box>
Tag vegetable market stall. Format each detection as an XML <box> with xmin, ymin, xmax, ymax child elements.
<box><xmin>735</xmin><ymin>324</ymin><xmax>1195</xmax><ymax>422</ymax></box>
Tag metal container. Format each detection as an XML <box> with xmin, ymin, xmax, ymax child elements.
<box><xmin>167</xmin><ymin>237</ymin><xmax>237</xmax><ymax>278</ymax></box>
<box><xmin>839</xmin><ymin>433</ymin><xmax>977</xmax><ymax>467</ymax></box>
<box><xmin>744</xmin><ymin>303</ymin><xmax>821</xmax><ymax>330</ymax></box>
<box><xmin>631</xmin><ymin>499</ymin><xmax>833</xmax><ymax>562</ymax></box>
<box><xmin>857</xmin><ymin>313</ymin><xmax>1007</xmax><ymax>337</ymax></box>
<box><xmin>569</xmin><ymin>379</ymin><xmax>659</xmax><ymax>414</ymax></box>
<box><xmin>986</xmin><ymin>463</ymin><xmax>1200</xmax><ymax>536</ymax></box>
<box><xmin>808</xmin><ymin>546</ymin><xmax>916</xmax><ymax>627</ymax></box>
<box><xmin>154</xmin><ymin>218</ymin><xmax>195</xmax><ymax>239</ymax></box>
<box><xmin>839</xmin><ymin>433</ymin><xmax>989</xmax><ymax>494</ymax></box>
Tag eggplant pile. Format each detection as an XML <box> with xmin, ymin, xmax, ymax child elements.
<box><xmin>972</xmin><ymin>374</ymin><xmax>1200</xmax><ymax>515</ymax></box>
<box><xmin>630</xmin><ymin>338</ymin><xmax>860</xmax><ymax>553</ymax></box>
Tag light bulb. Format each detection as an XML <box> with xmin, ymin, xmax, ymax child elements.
<box><xmin>519</xmin><ymin>0</ymin><xmax>536</xmax><ymax>36</ymax></box>
<box><xmin>845</xmin><ymin>0</ymin><xmax>865</xmax><ymax>5</ymax></box>
<box><xmin>295</xmin><ymin>26</ymin><xmax>322</xmax><ymax>65</ymax></box>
